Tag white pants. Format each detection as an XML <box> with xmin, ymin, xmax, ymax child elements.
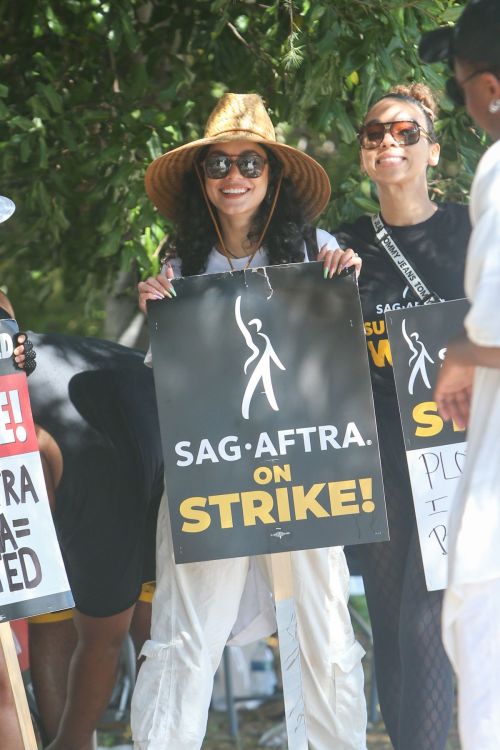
<box><xmin>131</xmin><ymin>494</ymin><xmax>367</xmax><ymax>750</ymax></box>
<box><xmin>449</xmin><ymin>579</ymin><xmax>500</xmax><ymax>750</ymax></box>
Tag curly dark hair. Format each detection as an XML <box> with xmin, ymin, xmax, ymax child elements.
<box><xmin>163</xmin><ymin>147</ymin><xmax>310</xmax><ymax>277</ymax></box>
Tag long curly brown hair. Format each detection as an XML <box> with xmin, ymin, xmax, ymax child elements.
<box><xmin>163</xmin><ymin>147</ymin><xmax>311</xmax><ymax>277</ymax></box>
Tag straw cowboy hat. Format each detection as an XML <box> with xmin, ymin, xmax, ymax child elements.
<box><xmin>145</xmin><ymin>93</ymin><xmax>331</xmax><ymax>221</ymax></box>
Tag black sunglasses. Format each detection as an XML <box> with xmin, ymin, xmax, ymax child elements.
<box><xmin>357</xmin><ymin>120</ymin><xmax>432</xmax><ymax>150</ymax></box>
<box><xmin>446</xmin><ymin>68</ymin><xmax>496</xmax><ymax>107</ymax></box>
<box><xmin>202</xmin><ymin>151</ymin><xmax>268</xmax><ymax>180</ymax></box>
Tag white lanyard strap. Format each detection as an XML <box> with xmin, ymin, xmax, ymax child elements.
<box><xmin>371</xmin><ymin>214</ymin><xmax>442</xmax><ymax>303</ymax></box>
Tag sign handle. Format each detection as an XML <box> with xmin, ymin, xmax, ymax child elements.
<box><xmin>270</xmin><ymin>551</ymin><xmax>308</xmax><ymax>750</ymax></box>
<box><xmin>0</xmin><ymin>622</ymin><xmax>38</xmax><ymax>750</ymax></box>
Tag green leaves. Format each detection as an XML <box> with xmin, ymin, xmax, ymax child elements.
<box><xmin>36</xmin><ymin>82</ymin><xmax>64</xmax><ymax>114</ymax></box>
<box><xmin>0</xmin><ymin>0</ymin><xmax>479</xmax><ymax>337</ymax></box>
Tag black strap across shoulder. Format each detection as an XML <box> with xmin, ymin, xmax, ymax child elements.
<box><xmin>371</xmin><ymin>214</ymin><xmax>442</xmax><ymax>304</ymax></box>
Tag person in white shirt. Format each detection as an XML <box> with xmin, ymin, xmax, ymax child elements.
<box><xmin>422</xmin><ymin>1</ymin><xmax>500</xmax><ymax>748</ymax></box>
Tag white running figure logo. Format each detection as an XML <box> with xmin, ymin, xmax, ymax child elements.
<box><xmin>402</xmin><ymin>319</ymin><xmax>434</xmax><ymax>395</ymax></box>
<box><xmin>235</xmin><ymin>295</ymin><xmax>286</xmax><ymax>420</ymax></box>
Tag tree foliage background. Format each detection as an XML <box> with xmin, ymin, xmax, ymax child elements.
<box><xmin>0</xmin><ymin>0</ymin><xmax>483</xmax><ymax>342</ymax></box>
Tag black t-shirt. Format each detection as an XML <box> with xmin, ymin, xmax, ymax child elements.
<box><xmin>335</xmin><ymin>202</ymin><xmax>471</xmax><ymax>397</ymax></box>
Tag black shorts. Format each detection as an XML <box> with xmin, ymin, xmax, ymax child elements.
<box><xmin>29</xmin><ymin>333</ymin><xmax>164</xmax><ymax>617</ymax></box>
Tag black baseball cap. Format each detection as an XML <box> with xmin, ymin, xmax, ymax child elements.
<box><xmin>420</xmin><ymin>0</ymin><xmax>500</xmax><ymax>64</ymax></box>
<box><xmin>419</xmin><ymin>0</ymin><xmax>500</xmax><ymax>105</ymax></box>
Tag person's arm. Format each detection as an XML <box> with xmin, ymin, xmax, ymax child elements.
<box><xmin>434</xmin><ymin>332</ymin><xmax>500</xmax><ymax>429</ymax></box>
<box><xmin>442</xmin><ymin>333</ymin><xmax>500</xmax><ymax>369</ymax></box>
<box><xmin>435</xmin><ymin>150</ymin><xmax>500</xmax><ymax>428</ymax></box>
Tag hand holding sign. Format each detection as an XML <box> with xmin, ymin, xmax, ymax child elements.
<box><xmin>434</xmin><ymin>344</ymin><xmax>474</xmax><ymax>429</ymax></box>
<box><xmin>12</xmin><ymin>333</ymin><xmax>37</xmax><ymax>376</ymax></box>
<box><xmin>317</xmin><ymin>244</ymin><xmax>361</xmax><ymax>279</ymax></box>
<box><xmin>138</xmin><ymin>263</ymin><xmax>176</xmax><ymax>312</ymax></box>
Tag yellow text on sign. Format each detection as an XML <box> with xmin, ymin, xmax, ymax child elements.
<box><xmin>413</xmin><ymin>401</ymin><xmax>466</xmax><ymax>437</ymax></box>
<box><xmin>179</xmin><ymin>464</ymin><xmax>376</xmax><ymax>533</ymax></box>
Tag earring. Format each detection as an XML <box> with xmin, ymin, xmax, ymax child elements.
<box><xmin>489</xmin><ymin>99</ymin><xmax>500</xmax><ymax>114</ymax></box>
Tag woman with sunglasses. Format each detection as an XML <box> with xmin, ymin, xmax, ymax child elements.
<box><xmin>133</xmin><ymin>93</ymin><xmax>365</xmax><ymax>750</ymax></box>
<box><xmin>334</xmin><ymin>83</ymin><xmax>471</xmax><ymax>750</ymax></box>
<box><xmin>422</xmin><ymin>1</ymin><xmax>500</xmax><ymax>747</ymax></box>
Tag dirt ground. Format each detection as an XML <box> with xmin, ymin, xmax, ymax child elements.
<box><xmin>98</xmin><ymin>708</ymin><xmax>459</xmax><ymax>750</ymax></box>
<box><xmin>202</xmin><ymin>700</ymin><xmax>396</xmax><ymax>749</ymax></box>
<box><xmin>201</xmin><ymin>694</ymin><xmax>461</xmax><ymax>749</ymax></box>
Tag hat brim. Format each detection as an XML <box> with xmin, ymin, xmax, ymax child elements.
<box><xmin>419</xmin><ymin>27</ymin><xmax>454</xmax><ymax>64</ymax></box>
<box><xmin>145</xmin><ymin>133</ymin><xmax>331</xmax><ymax>222</ymax></box>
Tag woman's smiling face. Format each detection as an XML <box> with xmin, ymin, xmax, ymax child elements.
<box><xmin>203</xmin><ymin>140</ymin><xmax>269</xmax><ymax>221</ymax></box>
<box><xmin>360</xmin><ymin>98</ymin><xmax>440</xmax><ymax>188</ymax></box>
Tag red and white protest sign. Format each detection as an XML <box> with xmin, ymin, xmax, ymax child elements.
<box><xmin>0</xmin><ymin>319</ymin><xmax>73</xmax><ymax>622</ymax></box>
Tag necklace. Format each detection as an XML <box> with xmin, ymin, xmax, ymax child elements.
<box><xmin>216</xmin><ymin>242</ymin><xmax>257</xmax><ymax>261</ymax></box>
<box><xmin>222</xmin><ymin>247</ymin><xmax>260</xmax><ymax>272</ymax></box>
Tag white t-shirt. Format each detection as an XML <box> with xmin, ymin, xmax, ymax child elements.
<box><xmin>166</xmin><ymin>227</ymin><xmax>339</xmax><ymax>278</ymax></box>
<box><xmin>443</xmin><ymin>139</ymin><xmax>500</xmax><ymax>667</ymax></box>
<box><xmin>145</xmin><ymin>228</ymin><xmax>339</xmax><ymax>368</ymax></box>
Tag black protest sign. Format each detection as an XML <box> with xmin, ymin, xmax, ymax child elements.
<box><xmin>0</xmin><ymin>319</ymin><xmax>73</xmax><ymax>622</ymax></box>
<box><xmin>149</xmin><ymin>263</ymin><xmax>388</xmax><ymax>563</ymax></box>
<box><xmin>385</xmin><ymin>299</ymin><xmax>469</xmax><ymax>590</ymax></box>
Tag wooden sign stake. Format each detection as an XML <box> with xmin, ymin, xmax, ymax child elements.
<box><xmin>0</xmin><ymin>622</ymin><xmax>37</xmax><ymax>750</ymax></box>
<box><xmin>270</xmin><ymin>551</ymin><xmax>308</xmax><ymax>750</ymax></box>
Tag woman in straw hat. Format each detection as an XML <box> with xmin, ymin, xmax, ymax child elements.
<box><xmin>132</xmin><ymin>93</ymin><xmax>366</xmax><ymax>750</ymax></box>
